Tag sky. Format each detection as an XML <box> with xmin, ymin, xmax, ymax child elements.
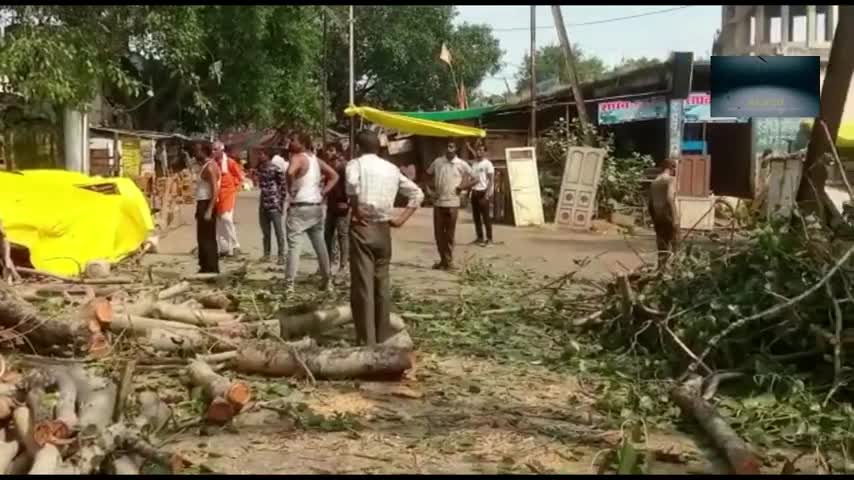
<box><xmin>454</xmin><ymin>5</ymin><xmax>722</xmax><ymax>96</ymax></box>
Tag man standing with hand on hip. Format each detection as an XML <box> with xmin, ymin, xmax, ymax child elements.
<box><xmin>347</xmin><ymin>130</ymin><xmax>424</xmax><ymax>346</ymax></box>
<box><xmin>426</xmin><ymin>140</ymin><xmax>477</xmax><ymax>270</ymax></box>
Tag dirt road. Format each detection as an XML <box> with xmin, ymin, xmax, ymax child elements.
<box><xmin>143</xmin><ymin>194</ymin><xmax>728</xmax><ymax>474</ymax></box>
<box><xmin>153</xmin><ymin>191</ymin><xmax>655</xmax><ymax>283</ymax></box>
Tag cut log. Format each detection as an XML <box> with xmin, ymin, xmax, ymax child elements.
<box><xmin>187</xmin><ymin>360</ymin><xmax>251</xmax><ymax>423</ymax></box>
<box><xmin>109</xmin><ymin>315</ymin><xmax>205</xmax><ymax>353</ymax></box>
<box><xmin>0</xmin><ymin>430</ymin><xmax>19</xmax><ymax>474</ymax></box>
<box><xmin>28</xmin><ymin>443</ymin><xmax>61</xmax><ymax>474</ymax></box>
<box><xmin>194</xmin><ymin>291</ymin><xmax>238</xmax><ymax>311</ymax></box>
<box><xmin>157</xmin><ymin>281</ymin><xmax>191</xmax><ymax>301</ymax></box>
<box><xmin>84</xmin><ymin>260</ymin><xmax>111</xmax><ymax>279</ymax></box>
<box><xmin>149</xmin><ymin>302</ymin><xmax>234</xmax><ymax>327</ymax></box>
<box><xmin>135</xmin><ymin>391</ymin><xmax>171</xmax><ymax>433</ymax></box>
<box><xmin>382</xmin><ymin>329</ymin><xmax>414</xmax><ymax>350</ymax></box>
<box><xmin>48</xmin><ymin>367</ymin><xmax>78</xmax><ymax>436</ymax></box>
<box><xmin>111</xmin><ymin>455</ymin><xmax>141</xmax><ymax>475</ymax></box>
<box><xmin>233</xmin><ymin>340</ymin><xmax>414</xmax><ymax>381</ymax></box>
<box><xmin>0</xmin><ymin>284</ymin><xmax>89</xmax><ymax>352</ymax></box>
<box><xmin>110</xmin><ymin>313</ymin><xmax>201</xmax><ymax>333</ymax></box>
<box><xmin>81</xmin><ymin>297</ymin><xmax>114</xmax><ymax>325</ymax></box>
<box><xmin>278</xmin><ymin>305</ymin><xmax>406</xmax><ymax>339</ymax></box>
<box><xmin>68</xmin><ymin>366</ymin><xmax>117</xmax><ymax>433</ymax></box>
<box><xmin>671</xmin><ymin>379</ymin><xmax>761</xmax><ymax>474</ymax></box>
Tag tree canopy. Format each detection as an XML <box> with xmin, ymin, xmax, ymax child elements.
<box><xmin>0</xmin><ymin>5</ymin><xmax>503</xmax><ymax>134</ymax></box>
<box><xmin>324</xmin><ymin>6</ymin><xmax>503</xmax><ymax>128</ymax></box>
<box><xmin>514</xmin><ymin>44</ymin><xmax>663</xmax><ymax>94</ymax></box>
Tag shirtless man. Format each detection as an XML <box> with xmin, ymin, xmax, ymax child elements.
<box><xmin>648</xmin><ymin>157</ymin><xmax>680</xmax><ymax>270</ymax></box>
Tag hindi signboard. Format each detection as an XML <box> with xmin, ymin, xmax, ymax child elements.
<box><xmin>597</xmin><ymin>96</ymin><xmax>667</xmax><ymax>125</ymax></box>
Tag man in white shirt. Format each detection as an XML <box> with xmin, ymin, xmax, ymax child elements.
<box><xmin>269</xmin><ymin>147</ymin><xmax>290</xmax><ymax>233</ymax></box>
<box><xmin>425</xmin><ymin>140</ymin><xmax>477</xmax><ymax>270</ymax></box>
<box><xmin>271</xmin><ymin>148</ymin><xmax>289</xmax><ymax>174</ymax></box>
<box><xmin>467</xmin><ymin>140</ymin><xmax>495</xmax><ymax>246</ymax></box>
<box><xmin>346</xmin><ymin>130</ymin><xmax>423</xmax><ymax>346</ymax></box>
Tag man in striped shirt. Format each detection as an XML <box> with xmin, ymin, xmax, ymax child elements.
<box><xmin>346</xmin><ymin>130</ymin><xmax>424</xmax><ymax>346</ymax></box>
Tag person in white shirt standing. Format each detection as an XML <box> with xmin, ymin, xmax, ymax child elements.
<box><xmin>425</xmin><ymin>140</ymin><xmax>477</xmax><ymax>270</ymax></box>
<box><xmin>467</xmin><ymin>140</ymin><xmax>495</xmax><ymax>246</ymax></box>
<box><xmin>346</xmin><ymin>130</ymin><xmax>424</xmax><ymax>346</ymax></box>
<box><xmin>269</xmin><ymin>146</ymin><xmax>290</xmax><ymax>247</ymax></box>
<box><xmin>284</xmin><ymin>132</ymin><xmax>339</xmax><ymax>293</ymax></box>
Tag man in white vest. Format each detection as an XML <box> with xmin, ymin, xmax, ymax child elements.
<box><xmin>284</xmin><ymin>131</ymin><xmax>340</xmax><ymax>293</ymax></box>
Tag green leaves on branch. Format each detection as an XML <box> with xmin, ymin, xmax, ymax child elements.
<box><xmin>0</xmin><ymin>6</ymin><xmax>204</xmax><ymax>110</ymax></box>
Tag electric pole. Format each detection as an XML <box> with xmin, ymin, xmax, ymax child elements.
<box><xmin>348</xmin><ymin>5</ymin><xmax>355</xmax><ymax>159</ymax></box>
<box><xmin>551</xmin><ymin>5</ymin><xmax>593</xmax><ymax>146</ymax></box>
<box><xmin>530</xmin><ymin>6</ymin><xmax>537</xmax><ymax>147</ymax></box>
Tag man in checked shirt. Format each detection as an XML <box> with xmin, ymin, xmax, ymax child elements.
<box><xmin>346</xmin><ymin>130</ymin><xmax>424</xmax><ymax>346</ymax></box>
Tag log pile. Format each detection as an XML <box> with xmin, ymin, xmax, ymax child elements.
<box><xmin>0</xmin><ymin>264</ymin><xmax>419</xmax><ymax>474</ymax></box>
<box><xmin>0</xmin><ymin>361</ymin><xmax>188</xmax><ymax>474</ymax></box>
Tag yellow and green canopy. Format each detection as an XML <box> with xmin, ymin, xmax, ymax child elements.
<box><xmin>344</xmin><ymin>105</ymin><xmax>486</xmax><ymax>138</ymax></box>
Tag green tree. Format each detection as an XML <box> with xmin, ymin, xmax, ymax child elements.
<box><xmin>117</xmin><ymin>5</ymin><xmax>323</xmax><ymax>133</ymax></box>
<box><xmin>0</xmin><ymin>6</ymin><xmax>205</xmax><ymax>110</ymax></box>
<box><xmin>609</xmin><ymin>56</ymin><xmax>662</xmax><ymax>74</ymax></box>
<box><xmin>514</xmin><ymin>44</ymin><xmax>606</xmax><ymax>94</ymax></box>
<box><xmin>324</xmin><ymin>6</ymin><xmax>503</xmax><ymax>126</ymax></box>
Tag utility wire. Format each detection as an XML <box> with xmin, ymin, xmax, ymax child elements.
<box><xmin>490</xmin><ymin>6</ymin><xmax>693</xmax><ymax>32</ymax></box>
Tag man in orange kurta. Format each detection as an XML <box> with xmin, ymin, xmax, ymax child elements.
<box><xmin>214</xmin><ymin>141</ymin><xmax>244</xmax><ymax>256</ymax></box>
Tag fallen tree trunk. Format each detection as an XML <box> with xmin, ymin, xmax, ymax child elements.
<box><xmin>0</xmin><ymin>284</ymin><xmax>89</xmax><ymax>352</ymax></box>
<box><xmin>233</xmin><ymin>340</ymin><xmax>414</xmax><ymax>381</ymax></box>
<box><xmin>194</xmin><ymin>291</ymin><xmax>238</xmax><ymax>311</ymax></box>
<box><xmin>278</xmin><ymin>305</ymin><xmax>406</xmax><ymax>339</ymax></box>
<box><xmin>109</xmin><ymin>315</ymin><xmax>206</xmax><ymax>353</ymax></box>
<box><xmin>671</xmin><ymin>378</ymin><xmax>761</xmax><ymax>474</ymax></box>
<box><xmin>187</xmin><ymin>360</ymin><xmax>251</xmax><ymax>424</ymax></box>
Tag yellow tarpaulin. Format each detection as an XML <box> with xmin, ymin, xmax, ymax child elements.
<box><xmin>345</xmin><ymin>105</ymin><xmax>486</xmax><ymax>138</ymax></box>
<box><xmin>801</xmin><ymin>119</ymin><xmax>854</xmax><ymax>149</ymax></box>
<box><xmin>0</xmin><ymin>170</ymin><xmax>154</xmax><ymax>277</ymax></box>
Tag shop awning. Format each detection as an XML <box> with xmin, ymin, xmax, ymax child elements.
<box><xmin>801</xmin><ymin>119</ymin><xmax>854</xmax><ymax>149</ymax></box>
<box><xmin>344</xmin><ymin>105</ymin><xmax>486</xmax><ymax>138</ymax></box>
<box><xmin>399</xmin><ymin>106</ymin><xmax>497</xmax><ymax>122</ymax></box>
